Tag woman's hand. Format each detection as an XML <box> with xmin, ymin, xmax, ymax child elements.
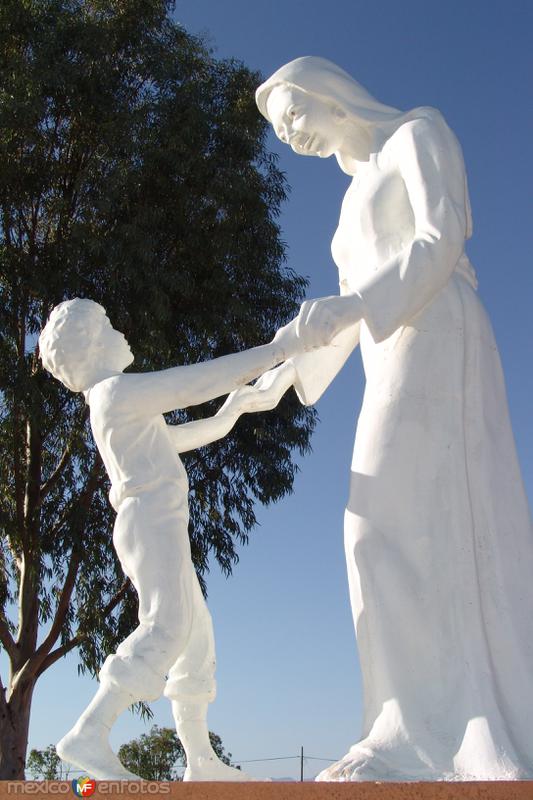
<box><xmin>296</xmin><ymin>293</ymin><xmax>364</xmax><ymax>350</ymax></box>
<box><xmin>272</xmin><ymin>318</ymin><xmax>305</xmax><ymax>359</ymax></box>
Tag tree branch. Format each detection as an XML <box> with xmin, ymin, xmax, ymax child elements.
<box><xmin>34</xmin><ymin>457</ymin><xmax>101</xmax><ymax>653</ymax></box>
<box><xmin>0</xmin><ymin>672</ymin><xmax>7</xmax><ymax>717</ymax></box>
<box><xmin>45</xmin><ymin>505</ymin><xmax>72</xmax><ymax>542</ymax></box>
<box><xmin>45</xmin><ymin>462</ymin><xmax>105</xmax><ymax>542</ymax></box>
<box><xmin>16</xmin><ymin>414</ymin><xmax>43</xmax><ymax>659</ymax></box>
<box><xmin>17</xmin><ymin>455</ymin><xmax>101</xmax><ymax>665</ymax></box>
<box><xmin>39</xmin><ymin>407</ymin><xmax>89</xmax><ymax>504</ymax></box>
<box><xmin>0</xmin><ymin>616</ymin><xmax>17</xmax><ymax>662</ymax></box>
<box><xmin>24</xmin><ymin>416</ymin><xmax>42</xmax><ymax>538</ymax></box>
<box><xmin>15</xmin><ymin>553</ymin><xmax>39</xmax><ymax>656</ymax></box>
<box><xmin>39</xmin><ymin>444</ymin><xmax>73</xmax><ymax>504</ymax></box>
<box><xmin>34</xmin><ymin>634</ymin><xmax>82</xmax><ymax>678</ymax></box>
<box><xmin>12</xmin><ymin>408</ymin><xmax>25</xmax><ymax>544</ymax></box>
<box><xmin>100</xmin><ymin>578</ymin><xmax>131</xmax><ymax>619</ymax></box>
<box><xmin>35</xmin><ymin>578</ymin><xmax>131</xmax><ymax>679</ymax></box>
<box><xmin>0</xmin><ymin>525</ymin><xmax>22</xmax><ymax>573</ymax></box>
<box><xmin>32</xmin><ymin>549</ymin><xmax>81</xmax><ymax>663</ymax></box>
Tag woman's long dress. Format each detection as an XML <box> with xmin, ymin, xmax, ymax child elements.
<box><xmin>293</xmin><ymin>109</ymin><xmax>533</xmax><ymax>780</ymax></box>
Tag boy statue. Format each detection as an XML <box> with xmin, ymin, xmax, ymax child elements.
<box><xmin>39</xmin><ymin>298</ymin><xmax>302</xmax><ymax>781</ymax></box>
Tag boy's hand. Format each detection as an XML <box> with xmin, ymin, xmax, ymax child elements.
<box><xmin>217</xmin><ymin>385</ymin><xmax>256</xmax><ymax>417</ymax></box>
<box><xmin>218</xmin><ymin>382</ymin><xmax>275</xmax><ymax>416</ymax></box>
<box><xmin>218</xmin><ymin>362</ymin><xmax>295</xmax><ymax>417</ymax></box>
<box><xmin>252</xmin><ymin>368</ymin><xmax>280</xmax><ymax>394</ymax></box>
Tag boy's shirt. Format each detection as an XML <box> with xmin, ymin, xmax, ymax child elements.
<box><xmin>87</xmin><ymin>375</ymin><xmax>189</xmax><ymax>513</ymax></box>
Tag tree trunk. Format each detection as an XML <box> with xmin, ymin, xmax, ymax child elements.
<box><xmin>0</xmin><ymin>682</ymin><xmax>34</xmax><ymax>780</ymax></box>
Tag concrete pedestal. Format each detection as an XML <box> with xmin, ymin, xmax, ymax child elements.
<box><xmin>2</xmin><ymin>783</ymin><xmax>532</xmax><ymax>799</ymax></box>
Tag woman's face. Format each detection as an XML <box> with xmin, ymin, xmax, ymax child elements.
<box><xmin>266</xmin><ymin>85</ymin><xmax>346</xmax><ymax>158</ymax></box>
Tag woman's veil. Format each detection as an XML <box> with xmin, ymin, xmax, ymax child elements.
<box><xmin>256</xmin><ymin>56</ymin><xmax>474</xmax><ymax>251</ymax></box>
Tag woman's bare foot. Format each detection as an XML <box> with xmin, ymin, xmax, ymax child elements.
<box><xmin>315</xmin><ymin>741</ymin><xmax>437</xmax><ymax>782</ymax></box>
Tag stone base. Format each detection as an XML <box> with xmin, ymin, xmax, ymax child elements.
<box><xmin>1</xmin><ymin>783</ymin><xmax>533</xmax><ymax>799</ymax></box>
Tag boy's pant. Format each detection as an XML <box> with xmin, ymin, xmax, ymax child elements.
<box><xmin>99</xmin><ymin>493</ymin><xmax>216</xmax><ymax>704</ymax></box>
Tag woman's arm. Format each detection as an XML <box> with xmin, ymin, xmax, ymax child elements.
<box><xmin>355</xmin><ymin>112</ymin><xmax>468</xmax><ymax>342</ymax></box>
<box><xmin>295</xmin><ymin>111</ymin><xmax>469</xmax><ymax>347</ymax></box>
<box><xmin>285</xmin><ymin>270</ymin><xmax>361</xmax><ymax>406</ymax></box>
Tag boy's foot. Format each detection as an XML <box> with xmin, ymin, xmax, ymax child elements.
<box><xmin>57</xmin><ymin>720</ymin><xmax>141</xmax><ymax>781</ymax></box>
<box><xmin>183</xmin><ymin>757</ymin><xmax>269</xmax><ymax>782</ymax></box>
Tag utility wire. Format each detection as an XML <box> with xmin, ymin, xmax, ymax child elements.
<box><xmin>305</xmin><ymin>756</ymin><xmax>339</xmax><ymax>762</ymax></box>
<box><xmin>237</xmin><ymin>756</ymin><xmax>302</xmax><ymax>763</ymax></box>
<box><xmin>236</xmin><ymin>754</ymin><xmax>339</xmax><ymax>764</ymax></box>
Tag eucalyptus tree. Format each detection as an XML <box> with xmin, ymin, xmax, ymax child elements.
<box><xmin>0</xmin><ymin>0</ymin><xmax>314</xmax><ymax>778</ymax></box>
<box><xmin>118</xmin><ymin>726</ymin><xmax>235</xmax><ymax>781</ymax></box>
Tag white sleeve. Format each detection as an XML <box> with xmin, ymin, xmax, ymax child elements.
<box><xmin>358</xmin><ymin>113</ymin><xmax>469</xmax><ymax>343</ymax></box>
<box><xmin>289</xmin><ymin>257</ymin><xmax>361</xmax><ymax>407</ymax></box>
<box><xmin>290</xmin><ymin>322</ymin><xmax>360</xmax><ymax>406</ymax></box>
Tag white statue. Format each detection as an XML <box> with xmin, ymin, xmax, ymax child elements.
<box><xmin>256</xmin><ymin>57</ymin><xmax>533</xmax><ymax>781</ymax></box>
<box><xmin>39</xmin><ymin>299</ymin><xmax>300</xmax><ymax>781</ymax></box>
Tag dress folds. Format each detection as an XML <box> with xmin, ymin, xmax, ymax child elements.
<box><xmin>292</xmin><ymin>109</ymin><xmax>533</xmax><ymax>780</ymax></box>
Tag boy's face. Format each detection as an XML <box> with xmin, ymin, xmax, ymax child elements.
<box><xmin>100</xmin><ymin>320</ymin><xmax>134</xmax><ymax>373</ymax></box>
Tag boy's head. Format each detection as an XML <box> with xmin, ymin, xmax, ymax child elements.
<box><xmin>39</xmin><ymin>299</ymin><xmax>133</xmax><ymax>392</ymax></box>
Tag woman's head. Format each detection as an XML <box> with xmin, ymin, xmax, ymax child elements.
<box><xmin>265</xmin><ymin>84</ymin><xmax>349</xmax><ymax>159</ymax></box>
<box><xmin>39</xmin><ymin>298</ymin><xmax>133</xmax><ymax>392</ymax></box>
<box><xmin>256</xmin><ymin>57</ymin><xmax>404</xmax><ymax>169</ymax></box>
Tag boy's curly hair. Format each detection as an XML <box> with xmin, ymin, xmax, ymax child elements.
<box><xmin>39</xmin><ymin>298</ymin><xmax>108</xmax><ymax>392</ymax></box>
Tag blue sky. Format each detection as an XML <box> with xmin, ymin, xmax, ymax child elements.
<box><xmin>18</xmin><ymin>0</ymin><xmax>533</xmax><ymax>781</ymax></box>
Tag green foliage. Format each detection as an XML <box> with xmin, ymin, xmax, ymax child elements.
<box><xmin>0</xmin><ymin>0</ymin><xmax>316</xmax><ymax>776</ymax></box>
<box><xmin>118</xmin><ymin>725</ymin><xmax>236</xmax><ymax>781</ymax></box>
<box><xmin>26</xmin><ymin>745</ymin><xmax>69</xmax><ymax>779</ymax></box>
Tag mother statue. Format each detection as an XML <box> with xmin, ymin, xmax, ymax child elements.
<box><xmin>256</xmin><ymin>57</ymin><xmax>533</xmax><ymax>781</ymax></box>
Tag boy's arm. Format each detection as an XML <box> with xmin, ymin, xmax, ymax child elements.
<box><xmin>166</xmin><ymin>412</ymin><xmax>240</xmax><ymax>454</ymax></box>
<box><xmin>122</xmin><ymin>319</ymin><xmax>313</xmax><ymax>417</ymax></box>
<box><xmin>166</xmin><ymin>362</ymin><xmax>297</xmax><ymax>454</ymax></box>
